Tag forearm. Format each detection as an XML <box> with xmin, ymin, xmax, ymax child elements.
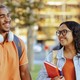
<box><xmin>20</xmin><ymin>71</ymin><xmax>32</xmax><ymax>80</ymax></box>
<box><xmin>20</xmin><ymin>64</ymin><xmax>32</xmax><ymax>80</ymax></box>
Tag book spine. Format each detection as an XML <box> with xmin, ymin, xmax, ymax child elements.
<box><xmin>59</xmin><ymin>70</ymin><xmax>63</xmax><ymax>76</ymax></box>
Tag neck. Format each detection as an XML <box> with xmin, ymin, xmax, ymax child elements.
<box><xmin>1</xmin><ymin>32</ymin><xmax>8</xmax><ymax>40</ymax></box>
<box><xmin>64</xmin><ymin>45</ymin><xmax>76</xmax><ymax>59</ymax></box>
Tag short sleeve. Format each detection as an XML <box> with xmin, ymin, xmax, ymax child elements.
<box><xmin>19</xmin><ymin>39</ymin><xmax>28</xmax><ymax>66</ymax></box>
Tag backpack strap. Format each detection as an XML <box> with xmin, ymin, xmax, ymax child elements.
<box><xmin>52</xmin><ymin>50</ymin><xmax>58</xmax><ymax>66</ymax></box>
<box><xmin>14</xmin><ymin>35</ymin><xmax>22</xmax><ymax>60</ymax></box>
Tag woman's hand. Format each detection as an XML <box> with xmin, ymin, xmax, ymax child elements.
<box><xmin>51</xmin><ymin>76</ymin><xmax>65</xmax><ymax>80</ymax></box>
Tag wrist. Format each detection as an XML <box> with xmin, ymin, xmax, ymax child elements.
<box><xmin>51</xmin><ymin>78</ymin><xmax>54</xmax><ymax>80</ymax></box>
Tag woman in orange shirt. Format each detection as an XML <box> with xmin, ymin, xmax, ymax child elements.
<box><xmin>37</xmin><ymin>21</ymin><xmax>80</xmax><ymax>80</ymax></box>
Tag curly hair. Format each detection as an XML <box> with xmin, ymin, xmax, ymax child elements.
<box><xmin>59</xmin><ymin>21</ymin><xmax>80</xmax><ymax>53</ymax></box>
<box><xmin>0</xmin><ymin>4</ymin><xmax>7</xmax><ymax>8</ymax></box>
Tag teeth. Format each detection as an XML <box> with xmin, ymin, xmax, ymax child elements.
<box><xmin>4</xmin><ymin>23</ymin><xmax>10</xmax><ymax>26</ymax></box>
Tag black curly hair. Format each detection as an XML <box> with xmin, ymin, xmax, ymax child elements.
<box><xmin>59</xmin><ymin>21</ymin><xmax>80</xmax><ymax>53</ymax></box>
<box><xmin>0</xmin><ymin>4</ymin><xmax>7</xmax><ymax>8</ymax></box>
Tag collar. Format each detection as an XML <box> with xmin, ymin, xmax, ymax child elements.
<box><xmin>57</xmin><ymin>47</ymin><xmax>65</xmax><ymax>59</ymax></box>
<box><xmin>77</xmin><ymin>53</ymin><xmax>80</xmax><ymax>58</ymax></box>
<box><xmin>57</xmin><ymin>47</ymin><xmax>80</xmax><ymax>59</ymax></box>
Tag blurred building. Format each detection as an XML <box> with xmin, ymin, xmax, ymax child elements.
<box><xmin>36</xmin><ymin>0</ymin><xmax>80</xmax><ymax>47</ymax></box>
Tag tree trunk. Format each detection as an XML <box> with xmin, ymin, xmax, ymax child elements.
<box><xmin>27</xmin><ymin>26</ymin><xmax>34</xmax><ymax>71</ymax></box>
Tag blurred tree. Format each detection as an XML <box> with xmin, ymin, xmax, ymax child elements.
<box><xmin>4</xmin><ymin>0</ymin><xmax>44</xmax><ymax>71</ymax></box>
<box><xmin>5</xmin><ymin>0</ymin><xmax>44</xmax><ymax>27</ymax></box>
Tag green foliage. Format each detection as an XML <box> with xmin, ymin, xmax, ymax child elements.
<box><xmin>4</xmin><ymin>0</ymin><xmax>44</xmax><ymax>27</ymax></box>
<box><xmin>31</xmin><ymin>64</ymin><xmax>42</xmax><ymax>80</ymax></box>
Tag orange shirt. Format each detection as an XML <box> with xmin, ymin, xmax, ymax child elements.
<box><xmin>0</xmin><ymin>39</ymin><xmax>28</xmax><ymax>80</ymax></box>
<box><xmin>62</xmin><ymin>58</ymin><xmax>76</xmax><ymax>80</ymax></box>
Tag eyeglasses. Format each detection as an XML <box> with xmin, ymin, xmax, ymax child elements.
<box><xmin>56</xmin><ymin>29</ymin><xmax>72</xmax><ymax>36</ymax></box>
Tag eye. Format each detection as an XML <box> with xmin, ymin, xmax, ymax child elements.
<box><xmin>62</xmin><ymin>30</ymin><xmax>67</xmax><ymax>34</ymax></box>
<box><xmin>0</xmin><ymin>14</ymin><xmax>5</xmax><ymax>18</ymax></box>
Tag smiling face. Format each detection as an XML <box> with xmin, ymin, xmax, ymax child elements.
<box><xmin>57</xmin><ymin>24</ymin><xmax>74</xmax><ymax>46</ymax></box>
<box><xmin>0</xmin><ymin>7</ymin><xmax>11</xmax><ymax>34</ymax></box>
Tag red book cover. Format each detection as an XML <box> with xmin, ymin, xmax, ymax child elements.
<box><xmin>44</xmin><ymin>61</ymin><xmax>60</xmax><ymax>78</ymax></box>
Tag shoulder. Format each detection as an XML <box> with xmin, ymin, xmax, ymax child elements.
<box><xmin>45</xmin><ymin>50</ymin><xmax>58</xmax><ymax>62</ymax></box>
<box><xmin>15</xmin><ymin>35</ymin><xmax>25</xmax><ymax>44</ymax></box>
<box><xmin>45</xmin><ymin>48</ymin><xmax>63</xmax><ymax>62</ymax></box>
<box><xmin>14</xmin><ymin>35</ymin><xmax>26</xmax><ymax>48</ymax></box>
<box><xmin>19</xmin><ymin>38</ymin><xmax>25</xmax><ymax>44</ymax></box>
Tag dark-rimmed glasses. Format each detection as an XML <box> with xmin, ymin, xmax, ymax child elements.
<box><xmin>56</xmin><ymin>29</ymin><xmax>72</xmax><ymax>36</ymax></box>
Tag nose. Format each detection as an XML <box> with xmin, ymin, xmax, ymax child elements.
<box><xmin>58</xmin><ymin>32</ymin><xmax>64</xmax><ymax>37</ymax></box>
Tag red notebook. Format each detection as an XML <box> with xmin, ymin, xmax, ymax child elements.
<box><xmin>44</xmin><ymin>61</ymin><xmax>60</xmax><ymax>78</ymax></box>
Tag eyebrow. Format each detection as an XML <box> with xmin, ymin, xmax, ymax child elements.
<box><xmin>58</xmin><ymin>29</ymin><xmax>70</xmax><ymax>31</ymax></box>
<box><xmin>0</xmin><ymin>13</ymin><xmax>10</xmax><ymax>16</ymax></box>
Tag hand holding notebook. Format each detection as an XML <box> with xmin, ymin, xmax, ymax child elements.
<box><xmin>44</xmin><ymin>61</ymin><xmax>63</xmax><ymax>78</ymax></box>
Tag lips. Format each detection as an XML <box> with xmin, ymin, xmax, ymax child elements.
<box><xmin>3</xmin><ymin>21</ymin><xmax>11</xmax><ymax>27</ymax></box>
<box><xmin>60</xmin><ymin>38</ymin><xmax>64</xmax><ymax>41</ymax></box>
<box><xmin>3</xmin><ymin>21</ymin><xmax>11</xmax><ymax>25</ymax></box>
<box><xmin>4</xmin><ymin>23</ymin><xmax>10</xmax><ymax>26</ymax></box>
<box><xmin>2</xmin><ymin>23</ymin><xmax>11</xmax><ymax>30</ymax></box>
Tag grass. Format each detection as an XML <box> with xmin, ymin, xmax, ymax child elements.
<box><xmin>31</xmin><ymin>64</ymin><xmax>42</xmax><ymax>80</ymax></box>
